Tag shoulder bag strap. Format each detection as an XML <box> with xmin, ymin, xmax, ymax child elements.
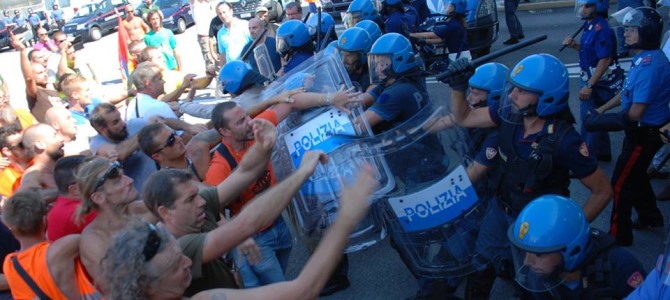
<box><xmin>11</xmin><ymin>256</ymin><xmax>52</xmax><ymax>300</ymax></box>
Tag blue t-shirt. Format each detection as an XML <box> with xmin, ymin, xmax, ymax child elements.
<box><xmin>69</xmin><ymin>98</ymin><xmax>102</xmax><ymax>126</ymax></box>
<box><xmin>384</xmin><ymin>8</ymin><xmax>418</xmax><ymax>37</ymax></box>
<box><xmin>2</xmin><ymin>16</ymin><xmax>12</xmax><ymax>26</ymax></box>
<box><xmin>241</xmin><ymin>37</ymin><xmax>281</xmax><ymax>74</ymax></box>
<box><xmin>89</xmin><ymin>118</ymin><xmax>158</xmax><ymax>192</ymax></box>
<box><xmin>216</xmin><ymin>19</ymin><xmax>252</xmax><ymax>63</ymax></box>
<box><xmin>578</xmin><ymin>16</ymin><xmax>616</xmax><ymax>71</ymax></box>
<box><xmin>283</xmin><ymin>51</ymin><xmax>313</xmax><ymax>74</ymax></box>
<box><xmin>12</xmin><ymin>16</ymin><xmax>26</xmax><ymax>27</ymax></box>
<box><xmin>144</xmin><ymin>29</ymin><xmax>179</xmax><ymax>70</ymax></box>
<box><xmin>488</xmin><ymin>102</ymin><xmax>598</xmax><ymax>179</ymax></box>
<box><xmin>620</xmin><ymin>50</ymin><xmax>670</xmax><ymax>126</ymax></box>
<box><xmin>432</xmin><ymin>18</ymin><xmax>469</xmax><ymax>54</ymax></box>
<box><xmin>28</xmin><ymin>14</ymin><xmax>40</xmax><ymax>26</ymax></box>
<box><xmin>368</xmin><ymin>78</ymin><xmax>429</xmax><ymax>133</ymax></box>
<box><xmin>51</xmin><ymin>9</ymin><xmax>64</xmax><ymax>21</ymax></box>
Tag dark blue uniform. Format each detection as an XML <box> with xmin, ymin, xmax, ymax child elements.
<box><xmin>368</xmin><ymin>78</ymin><xmax>428</xmax><ymax>132</ymax></box>
<box><xmin>609</xmin><ymin>49</ymin><xmax>670</xmax><ymax>246</ymax></box>
<box><xmin>349</xmin><ymin>65</ymin><xmax>371</xmax><ymax>92</ymax></box>
<box><xmin>384</xmin><ymin>6</ymin><xmax>418</xmax><ymax>38</ymax></box>
<box><xmin>578</xmin><ymin>15</ymin><xmax>616</xmax><ymax>161</ymax></box>
<box><xmin>432</xmin><ymin>18</ymin><xmax>469</xmax><ymax>55</ymax></box>
<box><xmin>240</xmin><ymin>37</ymin><xmax>282</xmax><ymax>74</ymax></box>
<box><xmin>409</xmin><ymin>0</ymin><xmax>431</xmax><ymax>24</ymax></box>
<box><xmin>283</xmin><ymin>51</ymin><xmax>313</xmax><ymax>74</ymax></box>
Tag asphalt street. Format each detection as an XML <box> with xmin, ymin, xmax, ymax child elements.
<box><xmin>1</xmin><ymin>5</ymin><xmax>669</xmax><ymax>299</ymax></box>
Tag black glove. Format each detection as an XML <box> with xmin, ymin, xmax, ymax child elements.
<box><xmin>584</xmin><ymin>109</ymin><xmax>626</xmax><ymax>132</ymax></box>
<box><xmin>444</xmin><ymin>57</ymin><xmax>474</xmax><ymax>91</ymax></box>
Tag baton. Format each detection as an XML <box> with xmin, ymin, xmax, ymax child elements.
<box><xmin>240</xmin><ymin>27</ymin><xmax>268</xmax><ymax>61</ymax></box>
<box><xmin>435</xmin><ymin>35</ymin><xmax>548</xmax><ymax>82</ymax></box>
<box><xmin>559</xmin><ymin>26</ymin><xmax>584</xmax><ymax>52</ymax></box>
<box><xmin>320</xmin><ymin>23</ymin><xmax>335</xmax><ymax>51</ymax></box>
<box><xmin>316</xmin><ymin>8</ymin><xmax>322</xmax><ymax>50</ymax></box>
<box><xmin>302</xmin><ymin>11</ymin><xmax>311</xmax><ymax>23</ymax></box>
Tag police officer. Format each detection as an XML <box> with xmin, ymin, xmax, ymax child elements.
<box><xmin>445</xmin><ymin>54</ymin><xmax>613</xmax><ymax>298</ymax></box>
<box><xmin>344</xmin><ymin>0</ymin><xmax>384</xmax><ymax>29</ymax></box>
<box><xmin>50</xmin><ymin>4</ymin><xmax>65</xmax><ymax>31</ymax></box>
<box><xmin>27</xmin><ymin>8</ymin><xmax>42</xmax><ymax>43</ymax></box>
<box><xmin>305</xmin><ymin>13</ymin><xmax>338</xmax><ymax>50</ymax></box>
<box><xmin>276</xmin><ymin>20</ymin><xmax>315</xmax><ymax>75</ymax></box>
<box><xmin>335</xmin><ymin>27</ymin><xmax>373</xmax><ymax>92</ymax></box>
<box><xmin>509</xmin><ymin>194</ymin><xmax>646</xmax><ymax>299</ymax></box>
<box><xmin>626</xmin><ymin>230</ymin><xmax>670</xmax><ymax>299</ymax></box>
<box><xmin>594</xmin><ymin>7</ymin><xmax>670</xmax><ymax>246</ymax></box>
<box><xmin>378</xmin><ymin>0</ymin><xmax>419</xmax><ymax>37</ymax></box>
<box><xmin>2</xmin><ymin>10</ymin><xmax>12</xmax><ymax>27</ymax></box>
<box><xmin>562</xmin><ymin>0</ymin><xmax>616</xmax><ymax>163</ymax></box>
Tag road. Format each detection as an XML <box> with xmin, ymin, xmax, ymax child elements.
<box><xmin>1</xmin><ymin>6</ymin><xmax>669</xmax><ymax>299</ymax></box>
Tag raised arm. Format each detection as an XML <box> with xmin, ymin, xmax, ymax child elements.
<box><xmin>186</xmin><ymin>129</ymin><xmax>221</xmax><ymax>180</ymax></box>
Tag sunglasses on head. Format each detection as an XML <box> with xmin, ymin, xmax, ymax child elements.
<box><xmin>143</xmin><ymin>223</ymin><xmax>162</xmax><ymax>261</ymax></box>
<box><xmin>152</xmin><ymin>132</ymin><xmax>177</xmax><ymax>154</ymax></box>
<box><xmin>93</xmin><ymin>161</ymin><xmax>123</xmax><ymax>192</ymax></box>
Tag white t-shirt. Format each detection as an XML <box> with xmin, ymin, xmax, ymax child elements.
<box><xmin>192</xmin><ymin>0</ymin><xmax>215</xmax><ymax>36</ymax></box>
<box><xmin>124</xmin><ymin>92</ymin><xmax>177</xmax><ymax>121</ymax></box>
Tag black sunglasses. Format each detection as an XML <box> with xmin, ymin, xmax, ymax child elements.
<box><xmin>143</xmin><ymin>223</ymin><xmax>162</xmax><ymax>261</ymax></box>
<box><xmin>93</xmin><ymin>161</ymin><xmax>123</xmax><ymax>192</ymax></box>
<box><xmin>152</xmin><ymin>132</ymin><xmax>177</xmax><ymax>155</ymax></box>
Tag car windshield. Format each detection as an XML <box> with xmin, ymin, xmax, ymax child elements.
<box><xmin>75</xmin><ymin>3</ymin><xmax>98</xmax><ymax>17</ymax></box>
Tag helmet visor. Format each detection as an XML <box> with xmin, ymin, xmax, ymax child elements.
<box><xmin>276</xmin><ymin>35</ymin><xmax>291</xmax><ymax>56</ymax></box>
<box><xmin>367</xmin><ymin>53</ymin><xmax>392</xmax><ymax>85</ymax></box>
<box><xmin>511</xmin><ymin>244</ymin><xmax>567</xmax><ymax>292</ymax></box>
<box><xmin>608</xmin><ymin>6</ymin><xmax>637</xmax><ymax>27</ymax></box>
<box><xmin>574</xmin><ymin>0</ymin><xmax>595</xmax><ymax>19</ymax></box>
<box><xmin>498</xmin><ymin>83</ymin><xmax>541</xmax><ymax>124</ymax></box>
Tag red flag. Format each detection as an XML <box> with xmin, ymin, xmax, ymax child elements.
<box><xmin>117</xmin><ymin>11</ymin><xmax>133</xmax><ymax>80</ymax></box>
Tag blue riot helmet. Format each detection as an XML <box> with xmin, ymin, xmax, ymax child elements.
<box><xmin>368</xmin><ymin>33</ymin><xmax>420</xmax><ymax>84</ymax></box>
<box><xmin>377</xmin><ymin>0</ymin><xmax>403</xmax><ymax>15</ymax></box>
<box><xmin>276</xmin><ymin>20</ymin><xmax>312</xmax><ymax>56</ymax></box>
<box><xmin>468</xmin><ymin>62</ymin><xmax>509</xmax><ymax>108</ymax></box>
<box><xmin>336</xmin><ymin>27</ymin><xmax>373</xmax><ymax>73</ymax></box>
<box><xmin>501</xmin><ymin>53</ymin><xmax>569</xmax><ymax>121</ymax></box>
<box><xmin>218</xmin><ymin>60</ymin><xmax>269</xmax><ymax>95</ymax></box>
<box><xmin>355</xmin><ymin>20</ymin><xmax>383</xmax><ymax>43</ymax></box>
<box><xmin>622</xmin><ymin>7</ymin><xmax>663</xmax><ymax>50</ymax></box>
<box><xmin>306</xmin><ymin>13</ymin><xmax>336</xmax><ymax>39</ymax></box>
<box><xmin>444</xmin><ymin>0</ymin><xmax>467</xmax><ymax>16</ymax></box>
<box><xmin>575</xmin><ymin>0</ymin><xmax>608</xmax><ymax>19</ymax></box>
<box><xmin>508</xmin><ymin>194</ymin><xmax>593</xmax><ymax>292</ymax></box>
<box><xmin>344</xmin><ymin>0</ymin><xmax>379</xmax><ymax>28</ymax></box>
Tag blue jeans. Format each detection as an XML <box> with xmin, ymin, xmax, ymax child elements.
<box><xmin>504</xmin><ymin>0</ymin><xmax>524</xmax><ymax>38</ymax></box>
<box><xmin>579</xmin><ymin>79</ymin><xmax>612</xmax><ymax>158</ymax></box>
<box><xmin>616</xmin><ymin>0</ymin><xmax>644</xmax><ymax>54</ymax></box>
<box><xmin>234</xmin><ymin>217</ymin><xmax>293</xmax><ymax>288</ymax></box>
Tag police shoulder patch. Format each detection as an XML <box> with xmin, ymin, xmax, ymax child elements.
<box><xmin>579</xmin><ymin>142</ymin><xmax>589</xmax><ymax>157</ymax></box>
<box><xmin>627</xmin><ymin>271</ymin><xmax>644</xmax><ymax>288</ymax></box>
<box><xmin>485</xmin><ymin>147</ymin><xmax>497</xmax><ymax>160</ymax></box>
<box><xmin>595</xmin><ymin>23</ymin><xmax>601</xmax><ymax>31</ymax></box>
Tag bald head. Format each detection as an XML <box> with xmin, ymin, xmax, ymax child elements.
<box><xmin>248</xmin><ymin>17</ymin><xmax>264</xmax><ymax>39</ymax></box>
<box><xmin>22</xmin><ymin>124</ymin><xmax>54</xmax><ymax>151</ymax></box>
<box><xmin>45</xmin><ymin>106</ymin><xmax>77</xmax><ymax>141</ymax></box>
<box><xmin>22</xmin><ymin>123</ymin><xmax>64</xmax><ymax>160</ymax></box>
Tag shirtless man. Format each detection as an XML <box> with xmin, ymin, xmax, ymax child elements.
<box><xmin>17</xmin><ymin>124</ymin><xmax>64</xmax><ymax>200</ymax></box>
<box><xmin>14</xmin><ymin>35</ymin><xmax>61</xmax><ymax>122</ymax></box>
<box><xmin>123</xmin><ymin>5</ymin><xmax>149</xmax><ymax>43</ymax></box>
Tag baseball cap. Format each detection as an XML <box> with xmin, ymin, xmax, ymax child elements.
<box><xmin>255</xmin><ymin>6</ymin><xmax>269</xmax><ymax>14</ymax></box>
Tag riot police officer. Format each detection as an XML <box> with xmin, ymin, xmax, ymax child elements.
<box><xmin>335</xmin><ymin>27</ymin><xmax>374</xmax><ymax>92</ymax></box>
<box><xmin>594</xmin><ymin>7</ymin><xmax>670</xmax><ymax>246</ymax></box>
<box><xmin>509</xmin><ymin>194</ymin><xmax>646</xmax><ymax>299</ymax></box>
<box><xmin>344</xmin><ymin>0</ymin><xmax>384</xmax><ymax>29</ymax></box>
<box><xmin>305</xmin><ymin>13</ymin><xmax>338</xmax><ymax>50</ymax></box>
<box><xmin>378</xmin><ymin>0</ymin><xmax>419</xmax><ymax>37</ymax></box>
<box><xmin>626</xmin><ymin>230</ymin><xmax>670</xmax><ymax>299</ymax></box>
<box><xmin>276</xmin><ymin>20</ymin><xmax>315</xmax><ymax>75</ymax></box>
<box><xmin>355</xmin><ymin>19</ymin><xmax>383</xmax><ymax>43</ymax></box>
<box><xmin>409</xmin><ymin>0</ymin><xmax>469</xmax><ymax>56</ymax></box>
<box><xmin>563</xmin><ymin>0</ymin><xmax>617</xmax><ymax>163</ymax></box>
<box><xmin>446</xmin><ymin>54</ymin><xmax>613</xmax><ymax>298</ymax></box>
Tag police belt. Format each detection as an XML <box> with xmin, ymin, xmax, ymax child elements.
<box><xmin>498</xmin><ymin>195</ymin><xmax>521</xmax><ymax>216</ymax></box>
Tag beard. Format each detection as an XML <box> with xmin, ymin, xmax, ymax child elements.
<box><xmin>47</xmin><ymin>146</ymin><xmax>64</xmax><ymax>161</ymax></box>
<box><xmin>107</xmin><ymin>126</ymin><xmax>129</xmax><ymax>142</ymax></box>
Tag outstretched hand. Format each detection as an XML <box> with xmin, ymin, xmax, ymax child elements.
<box><xmin>298</xmin><ymin>150</ymin><xmax>328</xmax><ymax>177</ymax></box>
<box><xmin>252</xmin><ymin>119</ymin><xmax>277</xmax><ymax>150</ymax></box>
<box><xmin>338</xmin><ymin>164</ymin><xmax>378</xmax><ymax>224</ymax></box>
<box><xmin>331</xmin><ymin>86</ymin><xmax>361</xmax><ymax>114</ymax></box>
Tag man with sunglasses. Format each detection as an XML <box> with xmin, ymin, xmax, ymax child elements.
<box><xmin>2</xmin><ymin>189</ymin><xmax>101</xmax><ymax>300</ymax></box>
<box><xmin>89</xmin><ymin>103</ymin><xmax>158</xmax><ymax>193</ymax></box>
<box><xmin>32</xmin><ymin>27</ymin><xmax>58</xmax><ymax>53</ymax></box>
<box><xmin>122</xmin><ymin>4</ymin><xmax>150</xmax><ymax>44</ymax></box>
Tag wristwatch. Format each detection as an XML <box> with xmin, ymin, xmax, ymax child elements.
<box><xmin>586</xmin><ymin>82</ymin><xmax>593</xmax><ymax>89</ymax></box>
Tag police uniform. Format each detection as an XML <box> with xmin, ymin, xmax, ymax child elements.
<box><xmin>368</xmin><ymin>77</ymin><xmax>429</xmax><ymax>133</ymax></box>
<box><xmin>432</xmin><ymin>18</ymin><xmax>469</xmax><ymax>55</ymax></box>
<box><xmin>577</xmin><ymin>15</ymin><xmax>616</xmax><ymax>161</ymax></box>
<box><xmin>283</xmin><ymin>50</ymin><xmax>313</xmax><ymax>74</ymax></box>
<box><xmin>529</xmin><ymin>230</ymin><xmax>646</xmax><ymax>299</ymax></box>
<box><xmin>383</xmin><ymin>7</ymin><xmax>418</xmax><ymax>38</ymax></box>
<box><xmin>609</xmin><ymin>49</ymin><xmax>670</xmax><ymax>246</ymax></box>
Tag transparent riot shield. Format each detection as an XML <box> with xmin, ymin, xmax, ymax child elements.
<box><xmin>253</xmin><ymin>43</ymin><xmax>277</xmax><ymax>81</ymax></box>
<box><xmin>270</xmin><ymin>54</ymin><xmax>393</xmax><ymax>252</ymax></box>
<box><xmin>364</xmin><ymin>103</ymin><xmax>490</xmax><ymax>279</ymax></box>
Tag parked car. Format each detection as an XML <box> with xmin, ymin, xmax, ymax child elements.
<box><xmin>136</xmin><ymin>0</ymin><xmax>194</xmax><ymax>34</ymax></box>
<box><xmin>63</xmin><ymin>0</ymin><xmax>129</xmax><ymax>41</ymax></box>
<box><xmin>228</xmin><ymin>0</ymin><xmax>284</xmax><ymax>22</ymax></box>
<box><xmin>0</xmin><ymin>22</ymin><xmax>34</xmax><ymax>50</ymax></box>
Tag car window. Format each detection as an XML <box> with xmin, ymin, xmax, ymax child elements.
<box><xmin>111</xmin><ymin>0</ymin><xmax>126</xmax><ymax>6</ymax></box>
<box><xmin>157</xmin><ymin>0</ymin><xmax>181</xmax><ymax>9</ymax></box>
<box><xmin>75</xmin><ymin>3</ymin><xmax>96</xmax><ymax>17</ymax></box>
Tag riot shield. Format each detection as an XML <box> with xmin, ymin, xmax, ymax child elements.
<box><xmin>253</xmin><ymin>43</ymin><xmax>277</xmax><ymax>81</ymax></box>
<box><xmin>270</xmin><ymin>54</ymin><xmax>393</xmax><ymax>252</ymax></box>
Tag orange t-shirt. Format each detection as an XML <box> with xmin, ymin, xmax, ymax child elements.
<box><xmin>204</xmin><ymin>109</ymin><xmax>278</xmax><ymax>217</ymax></box>
<box><xmin>0</xmin><ymin>165</ymin><xmax>23</xmax><ymax>198</ymax></box>
<box><xmin>3</xmin><ymin>242</ymin><xmax>100</xmax><ymax>300</ymax></box>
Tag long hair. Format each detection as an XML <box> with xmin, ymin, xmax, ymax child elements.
<box><xmin>74</xmin><ymin>157</ymin><xmax>111</xmax><ymax>222</ymax></box>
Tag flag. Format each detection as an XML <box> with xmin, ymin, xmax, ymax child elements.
<box><xmin>117</xmin><ymin>11</ymin><xmax>133</xmax><ymax>80</ymax></box>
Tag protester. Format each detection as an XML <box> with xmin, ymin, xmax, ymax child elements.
<box><xmin>144</xmin><ymin>10</ymin><xmax>182</xmax><ymax>71</ymax></box>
